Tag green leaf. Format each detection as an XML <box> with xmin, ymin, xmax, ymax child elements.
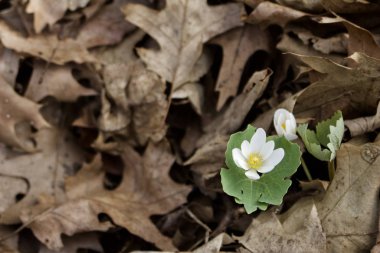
<box><xmin>297</xmin><ymin>111</ymin><xmax>344</xmax><ymax>161</ymax></box>
<box><xmin>221</xmin><ymin>125</ymin><xmax>301</xmax><ymax>214</ymax></box>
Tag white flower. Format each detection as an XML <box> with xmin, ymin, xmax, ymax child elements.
<box><xmin>232</xmin><ymin>128</ymin><xmax>285</xmax><ymax>180</ymax></box>
<box><xmin>274</xmin><ymin>108</ymin><xmax>298</xmax><ymax>141</ymax></box>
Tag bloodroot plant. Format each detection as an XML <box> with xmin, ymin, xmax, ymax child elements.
<box><xmin>220</xmin><ymin>125</ymin><xmax>301</xmax><ymax>213</ymax></box>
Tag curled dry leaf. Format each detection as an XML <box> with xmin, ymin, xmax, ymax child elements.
<box><xmin>372</xmin><ymin>206</ymin><xmax>380</xmax><ymax>253</ymax></box>
<box><xmin>238</xmin><ymin>198</ymin><xmax>326</xmax><ymax>253</ymax></box>
<box><xmin>0</xmin><ymin>76</ymin><xmax>49</xmax><ymax>151</ymax></box>
<box><xmin>122</xmin><ymin>0</ymin><xmax>243</xmax><ymax>90</ymax></box>
<box><xmin>210</xmin><ymin>25</ymin><xmax>271</xmax><ymax>110</ymax></box>
<box><xmin>0</xmin><ymin>128</ymin><xmax>85</xmax><ymax>224</ymax></box>
<box><xmin>245</xmin><ymin>1</ymin><xmax>310</xmax><ymax>27</ymax></box>
<box><xmin>345</xmin><ymin>101</ymin><xmax>380</xmax><ymax>137</ymax></box>
<box><xmin>26</xmin><ymin>0</ymin><xmax>90</xmax><ymax>33</ymax></box>
<box><xmin>0</xmin><ymin>21</ymin><xmax>96</xmax><ymax>65</ymax></box>
<box><xmin>316</xmin><ymin>141</ymin><xmax>380</xmax><ymax>252</ymax></box>
<box><xmin>21</xmin><ymin>141</ymin><xmax>191</xmax><ymax>251</ymax></box>
<box><xmin>25</xmin><ymin>62</ymin><xmax>96</xmax><ymax>102</ymax></box>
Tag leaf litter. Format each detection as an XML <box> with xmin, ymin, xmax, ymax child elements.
<box><xmin>0</xmin><ymin>0</ymin><xmax>379</xmax><ymax>252</ymax></box>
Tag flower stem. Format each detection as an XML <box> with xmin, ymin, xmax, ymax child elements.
<box><xmin>300</xmin><ymin>156</ymin><xmax>312</xmax><ymax>181</ymax></box>
<box><xmin>328</xmin><ymin>160</ymin><xmax>335</xmax><ymax>181</ymax></box>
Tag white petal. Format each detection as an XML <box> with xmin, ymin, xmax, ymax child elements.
<box><xmin>245</xmin><ymin>170</ymin><xmax>260</xmax><ymax>180</ymax></box>
<box><xmin>250</xmin><ymin>128</ymin><xmax>266</xmax><ymax>153</ymax></box>
<box><xmin>274</xmin><ymin>108</ymin><xmax>288</xmax><ymax>123</ymax></box>
<box><xmin>257</xmin><ymin>164</ymin><xmax>275</xmax><ymax>173</ymax></box>
<box><xmin>232</xmin><ymin>148</ymin><xmax>249</xmax><ymax>170</ymax></box>
<box><xmin>278</xmin><ymin>113</ymin><xmax>286</xmax><ymax>127</ymax></box>
<box><xmin>284</xmin><ymin>132</ymin><xmax>298</xmax><ymax>141</ymax></box>
<box><xmin>285</xmin><ymin>120</ymin><xmax>296</xmax><ymax>134</ymax></box>
<box><xmin>274</xmin><ymin>123</ymin><xmax>284</xmax><ymax>136</ymax></box>
<box><xmin>259</xmin><ymin>140</ymin><xmax>274</xmax><ymax>160</ymax></box>
<box><xmin>262</xmin><ymin>148</ymin><xmax>285</xmax><ymax>168</ymax></box>
<box><xmin>241</xmin><ymin>140</ymin><xmax>250</xmax><ymax>158</ymax></box>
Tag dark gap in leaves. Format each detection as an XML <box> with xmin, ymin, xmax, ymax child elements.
<box><xmin>292</xmin><ymin>17</ymin><xmax>345</xmax><ymax>38</ymax></box>
<box><xmin>206</xmin><ymin>44</ymin><xmax>223</xmax><ymax>89</ymax></box>
<box><xmin>15</xmin><ymin>57</ymin><xmax>33</xmax><ymax>95</ymax></box>
<box><xmin>151</xmin><ymin>207</ymin><xmax>186</xmax><ymax>237</ymax></box>
<box><xmin>18</xmin><ymin>228</ymin><xmax>40</xmax><ymax>253</ymax></box>
<box><xmin>267</xmin><ymin>24</ymin><xmax>284</xmax><ymax>44</ymax></box>
<box><xmin>77</xmin><ymin>249</ymin><xmax>102</xmax><ymax>253</ymax></box>
<box><xmin>135</xmin><ymin>33</ymin><xmax>160</xmax><ymax>52</ymax></box>
<box><xmin>237</xmin><ymin>50</ymin><xmax>271</xmax><ymax>95</ymax></box>
<box><xmin>102</xmin><ymin>153</ymin><xmax>124</xmax><ymax>190</ymax></box>
<box><xmin>0</xmin><ymin>0</ymin><xmax>11</xmax><ymax>11</ymax></box>
<box><xmin>166</xmin><ymin>103</ymin><xmax>200</xmax><ymax>130</ymax></box>
<box><xmin>207</xmin><ymin>0</ymin><xmax>234</xmax><ymax>5</ymax></box>
<box><xmin>169</xmin><ymin>162</ymin><xmax>193</xmax><ymax>185</ymax></box>
<box><xmin>164</xmin><ymin>81</ymin><xmax>171</xmax><ymax>98</ymax></box>
<box><xmin>71</xmin><ymin>127</ymin><xmax>99</xmax><ymax>152</ymax></box>
<box><xmin>97</xmin><ymin>212</ymin><xmax>113</xmax><ymax>223</ymax></box>
<box><xmin>303</xmin><ymin>152</ymin><xmax>328</xmax><ymax>180</ymax></box>
<box><xmin>99</xmin><ymin>227</ymin><xmax>158</xmax><ymax>253</ymax></box>
<box><xmin>15</xmin><ymin>193</ymin><xmax>25</xmax><ymax>202</ymax></box>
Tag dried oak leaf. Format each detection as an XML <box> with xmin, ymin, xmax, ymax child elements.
<box><xmin>77</xmin><ymin>0</ymin><xmax>146</xmax><ymax>48</ymax></box>
<box><xmin>0</xmin><ymin>21</ymin><xmax>95</xmax><ymax>65</ymax></box>
<box><xmin>316</xmin><ymin>141</ymin><xmax>380</xmax><ymax>252</ymax></box>
<box><xmin>210</xmin><ymin>24</ymin><xmax>271</xmax><ymax>110</ymax></box>
<box><xmin>0</xmin><ymin>76</ymin><xmax>49</xmax><ymax>151</ymax></box>
<box><xmin>122</xmin><ymin>0</ymin><xmax>243</xmax><ymax>90</ymax></box>
<box><xmin>25</xmin><ymin>62</ymin><xmax>96</xmax><ymax>102</ymax></box>
<box><xmin>0</xmin><ymin>128</ymin><xmax>86</xmax><ymax>224</ymax></box>
<box><xmin>238</xmin><ymin>198</ymin><xmax>326</xmax><ymax>253</ymax></box>
<box><xmin>21</xmin><ymin>141</ymin><xmax>191</xmax><ymax>251</ymax></box>
<box><xmin>372</xmin><ymin>206</ymin><xmax>380</xmax><ymax>252</ymax></box>
<box><xmin>293</xmin><ymin>53</ymin><xmax>380</xmax><ymax>120</ymax></box>
<box><xmin>26</xmin><ymin>0</ymin><xmax>90</xmax><ymax>33</ymax></box>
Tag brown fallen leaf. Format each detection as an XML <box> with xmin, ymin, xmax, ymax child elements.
<box><xmin>77</xmin><ymin>0</ymin><xmax>144</xmax><ymax>48</ymax></box>
<box><xmin>316</xmin><ymin>140</ymin><xmax>380</xmax><ymax>252</ymax></box>
<box><xmin>0</xmin><ymin>46</ymin><xmax>19</xmax><ymax>86</ymax></box>
<box><xmin>98</xmin><ymin>61</ymin><xmax>168</xmax><ymax>145</ymax></box>
<box><xmin>122</xmin><ymin>0</ymin><xmax>243</xmax><ymax>90</ymax></box>
<box><xmin>210</xmin><ymin>24</ymin><xmax>271</xmax><ymax>110</ymax></box>
<box><xmin>238</xmin><ymin>198</ymin><xmax>326</xmax><ymax>253</ymax></box>
<box><xmin>293</xmin><ymin>53</ymin><xmax>380</xmax><ymax>121</ymax></box>
<box><xmin>25</xmin><ymin>62</ymin><xmax>96</xmax><ymax>102</ymax></box>
<box><xmin>277</xmin><ymin>29</ymin><xmax>346</xmax><ymax>64</ymax></box>
<box><xmin>0</xmin><ymin>128</ymin><xmax>85</xmax><ymax>224</ymax></box>
<box><xmin>321</xmin><ymin>0</ymin><xmax>380</xmax><ymax>13</ymax></box>
<box><xmin>21</xmin><ymin>141</ymin><xmax>191</xmax><ymax>251</ymax></box>
<box><xmin>200</xmin><ymin>68</ymin><xmax>272</xmax><ymax>145</ymax></box>
<box><xmin>26</xmin><ymin>0</ymin><xmax>90</xmax><ymax>33</ymax></box>
<box><xmin>39</xmin><ymin>233</ymin><xmax>102</xmax><ymax>253</ymax></box>
<box><xmin>276</xmin><ymin>0</ymin><xmax>324</xmax><ymax>12</ymax></box>
<box><xmin>372</xmin><ymin>206</ymin><xmax>380</xmax><ymax>252</ymax></box>
<box><xmin>245</xmin><ymin>1</ymin><xmax>310</xmax><ymax>27</ymax></box>
<box><xmin>0</xmin><ymin>21</ymin><xmax>96</xmax><ymax>64</ymax></box>
<box><xmin>0</xmin><ymin>75</ymin><xmax>49</xmax><ymax>151</ymax></box>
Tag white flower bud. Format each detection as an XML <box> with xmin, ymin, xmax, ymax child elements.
<box><xmin>274</xmin><ymin>108</ymin><xmax>298</xmax><ymax>141</ymax></box>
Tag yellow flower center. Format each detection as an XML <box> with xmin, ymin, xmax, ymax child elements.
<box><xmin>282</xmin><ymin>122</ymin><xmax>286</xmax><ymax>130</ymax></box>
<box><xmin>247</xmin><ymin>153</ymin><xmax>263</xmax><ymax>169</ymax></box>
